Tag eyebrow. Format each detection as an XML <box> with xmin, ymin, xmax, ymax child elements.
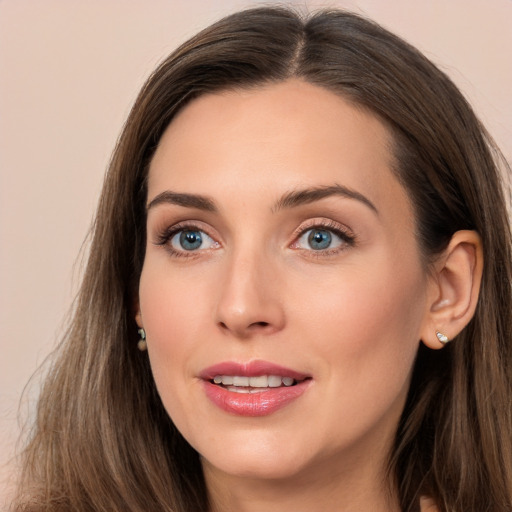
<box><xmin>146</xmin><ymin>184</ymin><xmax>377</xmax><ymax>215</ymax></box>
<box><xmin>272</xmin><ymin>184</ymin><xmax>378</xmax><ymax>214</ymax></box>
<box><xmin>147</xmin><ymin>191</ymin><xmax>217</xmax><ymax>212</ymax></box>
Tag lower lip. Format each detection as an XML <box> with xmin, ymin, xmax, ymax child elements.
<box><xmin>202</xmin><ymin>380</ymin><xmax>310</xmax><ymax>417</ymax></box>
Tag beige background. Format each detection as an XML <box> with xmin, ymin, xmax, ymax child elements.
<box><xmin>1</xmin><ymin>0</ymin><xmax>511</xmax><ymax>504</ymax></box>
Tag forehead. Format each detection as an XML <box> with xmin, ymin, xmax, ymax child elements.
<box><xmin>148</xmin><ymin>80</ymin><xmax>409</xmax><ymax>222</ymax></box>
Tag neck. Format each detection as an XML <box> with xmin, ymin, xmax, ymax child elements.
<box><xmin>203</xmin><ymin>451</ymin><xmax>400</xmax><ymax>512</ymax></box>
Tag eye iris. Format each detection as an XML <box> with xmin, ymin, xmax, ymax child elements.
<box><xmin>308</xmin><ymin>229</ymin><xmax>332</xmax><ymax>250</ymax></box>
<box><xmin>179</xmin><ymin>230</ymin><xmax>202</xmax><ymax>250</ymax></box>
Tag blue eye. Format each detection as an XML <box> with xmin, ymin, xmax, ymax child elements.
<box><xmin>170</xmin><ymin>229</ymin><xmax>217</xmax><ymax>252</ymax></box>
<box><xmin>296</xmin><ymin>228</ymin><xmax>347</xmax><ymax>251</ymax></box>
<box><xmin>308</xmin><ymin>229</ymin><xmax>332</xmax><ymax>250</ymax></box>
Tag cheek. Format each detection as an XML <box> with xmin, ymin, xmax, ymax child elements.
<box><xmin>324</xmin><ymin>272</ymin><xmax>424</xmax><ymax>350</ymax></box>
<box><xmin>139</xmin><ymin>255</ymin><xmax>214</xmax><ymax>336</ymax></box>
<box><xmin>293</xmin><ymin>255</ymin><xmax>427</xmax><ymax>410</ymax></box>
<box><xmin>302</xmin><ymin>247</ymin><xmax>427</xmax><ymax>347</ymax></box>
<box><xmin>137</xmin><ymin>262</ymin><xmax>212</xmax><ymax>404</ymax></box>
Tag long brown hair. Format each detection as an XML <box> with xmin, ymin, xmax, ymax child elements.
<box><xmin>13</xmin><ymin>7</ymin><xmax>512</xmax><ymax>512</ymax></box>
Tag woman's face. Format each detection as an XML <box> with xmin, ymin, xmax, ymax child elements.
<box><xmin>138</xmin><ymin>80</ymin><xmax>433</xmax><ymax>483</ymax></box>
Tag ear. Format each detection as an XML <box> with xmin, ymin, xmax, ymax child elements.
<box><xmin>134</xmin><ymin>300</ymin><xmax>143</xmax><ymax>328</ymax></box>
<box><xmin>420</xmin><ymin>230</ymin><xmax>483</xmax><ymax>349</ymax></box>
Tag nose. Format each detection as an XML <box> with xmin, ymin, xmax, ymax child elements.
<box><xmin>214</xmin><ymin>249</ymin><xmax>286</xmax><ymax>339</ymax></box>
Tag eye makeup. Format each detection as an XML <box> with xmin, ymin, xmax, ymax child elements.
<box><xmin>151</xmin><ymin>215</ymin><xmax>357</xmax><ymax>261</ymax></box>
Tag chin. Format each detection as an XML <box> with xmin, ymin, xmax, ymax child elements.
<box><xmin>198</xmin><ymin>434</ymin><xmax>315</xmax><ymax>481</ymax></box>
<box><xmin>204</xmin><ymin>454</ymin><xmax>309</xmax><ymax>481</ymax></box>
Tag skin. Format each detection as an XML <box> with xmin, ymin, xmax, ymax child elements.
<box><xmin>136</xmin><ymin>80</ymin><xmax>453</xmax><ymax>511</ymax></box>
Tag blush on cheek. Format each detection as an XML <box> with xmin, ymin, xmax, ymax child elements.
<box><xmin>309</xmin><ymin>269</ymin><xmax>424</xmax><ymax>393</ymax></box>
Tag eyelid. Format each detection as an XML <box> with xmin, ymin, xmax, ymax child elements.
<box><xmin>152</xmin><ymin>220</ymin><xmax>221</xmax><ymax>257</ymax></box>
<box><xmin>291</xmin><ymin>218</ymin><xmax>355</xmax><ymax>239</ymax></box>
<box><xmin>151</xmin><ymin>217</ymin><xmax>355</xmax><ymax>258</ymax></box>
<box><xmin>289</xmin><ymin>218</ymin><xmax>356</xmax><ymax>253</ymax></box>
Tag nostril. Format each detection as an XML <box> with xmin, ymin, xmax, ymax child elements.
<box><xmin>250</xmin><ymin>321</ymin><xmax>270</xmax><ymax>328</ymax></box>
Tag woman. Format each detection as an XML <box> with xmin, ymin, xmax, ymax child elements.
<box><xmin>13</xmin><ymin>6</ymin><xmax>512</xmax><ymax>512</ymax></box>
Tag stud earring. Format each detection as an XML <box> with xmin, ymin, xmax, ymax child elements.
<box><xmin>436</xmin><ymin>331</ymin><xmax>449</xmax><ymax>344</ymax></box>
<box><xmin>137</xmin><ymin>328</ymin><xmax>147</xmax><ymax>351</ymax></box>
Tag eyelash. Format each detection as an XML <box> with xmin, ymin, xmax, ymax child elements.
<box><xmin>154</xmin><ymin>221</ymin><xmax>217</xmax><ymax>259</ymax></box>
<box><xmin>291</xmin><ymin>220</ymin><xmax>356</xmax><ymax>258</ymax></box>
<box><xmin>153</xmin><ymin>219</ymin><xmax>356</xmax><ymax>259</ymax></box>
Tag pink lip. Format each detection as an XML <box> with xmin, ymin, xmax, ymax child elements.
<box><xmin>200</xmin><ymin>360</ymin><xmax>312</xmax><ymax>417</ymax></box>
<box><xmin>200</xmin><ymin>360</ymin><xmax>309</xmax><ymax>380</ymax></box>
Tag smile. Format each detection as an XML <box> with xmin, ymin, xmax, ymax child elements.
<box><xmin>212</xmin><ymin>374</ymin><xmax>297</xmax><ymax>393</ymax></box>
<box><xmin>201</xmin><ymin>361</ymin><xmax>312</xmax><ymax>416</ymax></box>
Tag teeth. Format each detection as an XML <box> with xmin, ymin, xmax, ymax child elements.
<box><xmin>268</xmin><ymin>375</ymin><xmax>282</xmax><ymax>387</ymax></box>
<box><xmin>212</xmin><ymin>375</ymin><xmax>297</xmax><ymax>388</ymax></box>
<box><xmin>225</xmin><ymin>386</ymin><xmax>269</xmax><ymax>394</ymax></box>
<box><xmin>232</xmin><ymin>376</ymin><xmax>249</xmax><ymax>386</ymax></box>
<box><xmin>249</xmin><ymin>375</ymin><xmax>268</xmax><ymax>388</ymax></box>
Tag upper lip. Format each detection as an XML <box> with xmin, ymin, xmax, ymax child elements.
<box><xmin>199</xmin><ymin>360</ymin><xmax>310</xmax><ymax>381</ymax></box>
